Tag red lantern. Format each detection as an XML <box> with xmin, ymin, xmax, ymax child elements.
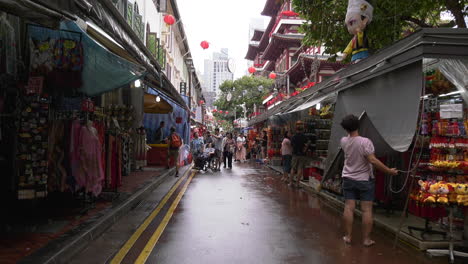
<box><xmin>225</xmin><ymin>111</ymin><xmax>229</xmax><ymax>114</ymax></box>
<box><xmin>212</xmin><ymin>109</ymin><xmax>217</xmax><ymax>113</ymax></box>
<box><xmin>269</xmin><ymin>72</ymin><xmax>277</xmax><ymax>79</ymax></box>
<box><xmin>163</xmin><ymin>14</ymin><xmax>175</xmax><ymax>25</ymax></box>
<box><xmin>248</xmin><ymin>67</ymin><xmax>256</xmax><ymax>74</ymax></box>
<box><xmin>200</xmin><ymin>41</ymin><xmax>210</xmax><ymax>50</ymax></box>
<box><xmin>281</xmin><ymin>10</ymin><xmax>299</xmax><ymax>17</ymax></box>
<box><xmin>219</xmin><ymin>110</ymin><xmax>223</xmax><ymax>114</ymax></box>
<box><xmin>199</xmin><ymin>100</ymin><xmax>204</xmax><ymax>105</ymax></box>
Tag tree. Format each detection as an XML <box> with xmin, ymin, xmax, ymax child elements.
<box><xmin>213</xmin><ymin>75</ymin><xmax>274</xmax><ymax>121</ymax></box>
<box><xmin>292</xmin><ymin>0</ymin><xmax>467</xmax><ymax>59</ymax></box>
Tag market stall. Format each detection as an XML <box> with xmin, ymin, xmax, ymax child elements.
<box><xmin>318</xmin><ymin>29</ymin><xmax>468</xmax><ymax>261</ymax></box>
<box><xmin>144</xmin><ymin>88</ymin><xmax>190</xmax><ymax>167</ymax></box>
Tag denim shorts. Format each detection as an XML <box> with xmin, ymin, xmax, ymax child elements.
<box><xmin>342</xmin><ymin>178</ymin><xmax>375</xmax><ymax>201</ymax></box>
<box><xmin>283</xmin><ymin>155</ymin><xmax>292</xmax><ymax>173</ymax></box>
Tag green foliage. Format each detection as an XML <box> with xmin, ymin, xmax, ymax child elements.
<box><xmin>213</xmin><ymin>75</ymin><xmax>274</xmax><ymax>119</ymax></box>
<box><xmin>292</xmin><ymin>0</ymin><xmax>467</xmax><ymax>60</ymax></box>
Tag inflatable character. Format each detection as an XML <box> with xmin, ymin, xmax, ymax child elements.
<box><xmin>342</xmin><ymin>0</ymin><xmax>374</xmax><ymax>63</ymax></box>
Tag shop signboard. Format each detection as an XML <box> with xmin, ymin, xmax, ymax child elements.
<box><xmin>440</xmin><ymin>104</ymin><xmax>463</xmax><ymax>119</ymax></box>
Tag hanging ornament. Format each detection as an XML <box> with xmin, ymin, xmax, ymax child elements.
<box><xmin>226</xmin><ymin>111</ymin><xmax>229</xmax><ymax>114</ymax></box>
<box><xmin>212</xmin><ymin>109</ymin><xmax>217</xmax><ymax>113</ymax></box>
<box><xmin>248</xmin><ymin>67</ymin><xmax>256</xmax><ymax>74</ymax></box>
<box><xmin>219</xmin><ymin>110</ymin><xmax>223</xmax><ymax>114</ymax></box>
<box><xmin>199</xmin><ymin>100</ymin><xmax>205</xmax><ymax>105</ymax></box>
<box><xmin>281</xmin><ymin>10</ymin><xmax>299</xmax><ymax>17</ymax></box>
<box><xmin>200</xmin><ymin>41</ymin><xmax>210</xmax><ymax>50</ymax></box>
<box><xmin>269</xmin><ymin>72</ymin><xmax>277</xmax><ymax>79</ymax></box>
<box><xmin>164</xmin><ymin>14</ymin><xmax>175</xmax><ymax>25</ymax></box>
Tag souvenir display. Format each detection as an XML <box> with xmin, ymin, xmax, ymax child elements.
<box><xmin>17</xmin><ymin>95</ymin><xmax>50</xmax><ymax>199</ymax></box>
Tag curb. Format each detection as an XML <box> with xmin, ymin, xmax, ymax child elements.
<box><xmin>19</xmin><ymin>168</ymin><xmax>177</xmax><ymax>264</ymax></box>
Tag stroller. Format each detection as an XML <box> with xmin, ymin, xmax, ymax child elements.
<box><xmin>194</xmin><ymin>146</ymin><xmax>220</xmax><ymax>171</ymax></box>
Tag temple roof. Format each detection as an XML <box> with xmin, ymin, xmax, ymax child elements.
<box><xmin>286</xmin><ymin>55</ymin><xmax>346</xmax><ymax>84</ymax></box>
<box><xmin>261</xmin><ymin>0</ymin><xmax>282</xmax><ymax>17</ymax></box>
<box><xmin>261</xmin><ymin>34</ymin><xmax>304</xmax><ymax>61</ymax></box>
<box><xmin>258</xmin><ymin>17</ymin><xmax>276</xmax><ymax>51</ymax></box>
<box><xmin>245</xmin><ymin>44</ymin><xmax>260</xmax><ymax>60</ymax></box>
<box><xmin>251</xmin><ymin>29</ymin><xmax>265</xmax><ymax>41</ymax></box>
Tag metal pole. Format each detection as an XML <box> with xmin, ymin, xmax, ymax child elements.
<box><xmin>286</xmin><ymin>75</ymin><xmax>290</xmax><ymax>97</ymax></box>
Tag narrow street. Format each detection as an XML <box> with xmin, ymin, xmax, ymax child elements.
<box><xmin>71</xmin><ymin>163</ymin><xmax>446</xmax><ymax>264</ymax></box>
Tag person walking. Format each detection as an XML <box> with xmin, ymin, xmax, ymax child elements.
<box><xmin>154</xmin><ymin>121</ymin><xmax>165</xmax><ymax>143</ymax></box>
<box><xmin>290</xmin><ymin>122</ymin><xmax>309</xmax><ymax>188</ymax></box>
<box><xmin>166</xmin><ymin>126</ymin><xmax>183</xmax><ymax>177</ymax></box>
<box><xmin>236</xmin><ymin>133</ymin><xmax>247</xmax><ymax>163</ymax></box>
<box><xmin>222</xmin><ymin>132</ymin><xmax>235</xmax><ymax>169</ymax></box>
<box><xmin>190</xmin><ymin>131</ymin><xmax>204</xmax><ymax>170</ymax></box>
<box><xmin>260</xmin><ymin>130</ymin><xmax>268</xmax><ymax>160</ymax></box>
<box><xmin>280</xmin><ymin>131</ymin><xmax>293</xmax><ymax>182</ymax></box>
<box><xmin>339</xmin><ymin>114</ymin><xmax>398</xmax><ymax>247</ymax></box>
<box><xmin>212</xmin><ymin>128</ymin><xmax>224</xmax><ymax>170</ymax></box>
<box><xmin>204</xmin><ymin>131</ymin><xmax>213</xmax><ymax>148</ymax></box>
<box><xmin>233</xmin><ymin>131</ymin><xmax>239</xmax><ymax>161</ymax></box>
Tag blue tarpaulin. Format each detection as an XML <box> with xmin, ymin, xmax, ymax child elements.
<box><xmin>144</xmin><ymin>88</ymin><xmax>190</xmax><ymax>144</ymax></box>
<box><xmin>27</xmin><ymin>21</ymin><xmax>146</xmax><ymax>96</ymax></box>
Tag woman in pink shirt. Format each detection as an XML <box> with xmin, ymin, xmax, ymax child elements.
<box><xmin>280</xmin><ymin>131</ymin><xmax>293</xmax><ymax>182</ymax></box>
<box><xmin>340</xmin><ymin>115</ymin><xmax>398</xmax><ymax>247</ymax></box>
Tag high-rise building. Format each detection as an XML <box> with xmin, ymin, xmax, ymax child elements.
<box><xmin>203</xmin><ymin>48</ymin><xmax>234</xmax><ymax>99</ymax></box>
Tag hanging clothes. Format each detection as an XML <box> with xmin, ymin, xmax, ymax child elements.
<box><xmin>78</xmin><ymin>122</ymin><xmax>104</xmax><ymax>196</ymax></box>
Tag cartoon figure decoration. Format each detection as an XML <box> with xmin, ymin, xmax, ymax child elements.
<box><xmin>342</xmin><ymin>0</ymin><xmax>374</xmax><ymax>63</ymax></box>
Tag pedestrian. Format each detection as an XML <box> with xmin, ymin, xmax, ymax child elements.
<box><xmin>212</xmin><ymin>128</ymin><xmax>224</xmax><ymax>170</ymax></box>
<box><xmin>222</xmin><ymin>132</ymin><xmax>235</xmax><ymax>169</ymax></box>
<box><xmin>339</xmin><ymin>114</ymin><xmax>398</xmax><ymax>247</ymax></box>
<box><xmin>190</xmin><ymin>131</ymin><xmax>204</xmax><ymax>170</ymax></box>
<box><xmin>280</xmin><ymin>131</ymin><xmax>293</xmax><ymax>182</ymax></box>
<box><xmin>236</xmin><ymin>133</ymin><xmax>247</xmax><ymax>163</ymax></box>
<box><xmin>166</xmin><ymin>126</ymin><xmax>183</xmax><ymax>177</ymax></box>
<box><xmin>261</xmin><ymin>130</ymin><xmax>268</xmax><ymax>160</ymax></box>
<box><xmin>290</xmin><ymin>121</ymin><xmax>310</xmax><ymax>188</ymax></box>
<box><xmin>204</xmin><ymin>131</ymin><xmax>213</xmax><ymax>148</ymax></box>
<box><xmin>248</xmin><ymin>136</ymin><xmax>256</xmax><ymax>160</ymax></box>
<box><xmin>233</xmin><ymin>131</ymin><xmax>239</xmax><ymax>161</ymax></box>
<box><xmin>154</xmin><ymin>121</ymin><xmax>165</xmax><ymax>143</ymax></box>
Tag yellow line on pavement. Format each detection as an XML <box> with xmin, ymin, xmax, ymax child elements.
<box><xmin>110</xmin><ymin>169</ymin><xmax>192</xmax><ymax>264</ymax></box>
<box><xmin>134</xmin><ymin>171</ymin><xmax>196</xmax><ymax>264</ymax></box>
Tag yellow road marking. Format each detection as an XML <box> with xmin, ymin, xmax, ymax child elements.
<box><xmin>110</xmin><ymin>169</ymin><xmax>192</xmax><ymax>264</ymax></box>
<box><xmin>134</xmin><ymin>171</ymin><xmax>196</xmax><ymax>264</ymax></box>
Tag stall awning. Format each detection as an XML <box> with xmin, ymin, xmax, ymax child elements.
<box><xmin>285</xmin><ymin>94</ymin><xmax>335</xmax><ymax>114</ymax></box>
<box><xmin>59</xmin><ymin>21</ymin><xmax>146</xmax><ymax>96</ymax></box>
<box><xmin>144</xmin><ymin>93</ymin><xmax>173</xmax><ymax>114</ymax></box>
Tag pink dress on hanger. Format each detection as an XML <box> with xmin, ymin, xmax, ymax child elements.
<box><xmin>78</xmin><ymin>123</ymin><xmax>104</xmax><ymax>196</ymax></box>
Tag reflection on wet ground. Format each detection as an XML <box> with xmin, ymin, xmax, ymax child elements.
<box><xmin>148</xmin><ymin>162</ymin><xmax>447</xmax><ymax>264</ymax></box>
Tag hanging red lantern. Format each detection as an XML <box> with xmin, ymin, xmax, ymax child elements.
<box><xmin>200</xmin><ymin>41</ymin><xmax>210</xmax><ymax>50</ymax></box>
<box><xmin>281</xmin><ymin>10</ymin><xmax>299</xmax><ymax>17</ymax></box>
<box><xmin>225</xmin><ymin>111</ymin><xmax>229</xmax><ymax>114</ymax></box>
<box><xmin>212</xmin><ymin>109</ymin><xmax>217</xmax><ymax>113</ymax></box>
<box><xmin>248</xmin><ymin>67</ymin><xmax>256</xmax><ymax>74</ymax></box>
<box><xmin>164</xmin><ymin>14</ymin><xmax>175</xmax><ymax>25</ymax></box>
<box><xmin>199</xmin><ymin>100</ymin><xmax>205</xmax><ymax>105</ymax></box>
<box><xmin>219</xmin><ymin>110</ymin><xmax>223</xmax><ymax>114</ymax></box>
<box><xmin>269</xmin><ymin>72</ymin><xmax>277</xmax><ymax>79</ymax></box>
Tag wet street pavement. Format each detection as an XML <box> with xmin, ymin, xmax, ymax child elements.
<box><xmin>71</xmin><ymin>162</ymin><xmax>448</xmax><ymax>264</ymax></box>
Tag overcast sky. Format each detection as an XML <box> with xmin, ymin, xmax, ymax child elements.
<box><xmin>178</xmin><ymin>0</ymin><xmax>269</xmax><ymax>81</ymax></box>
